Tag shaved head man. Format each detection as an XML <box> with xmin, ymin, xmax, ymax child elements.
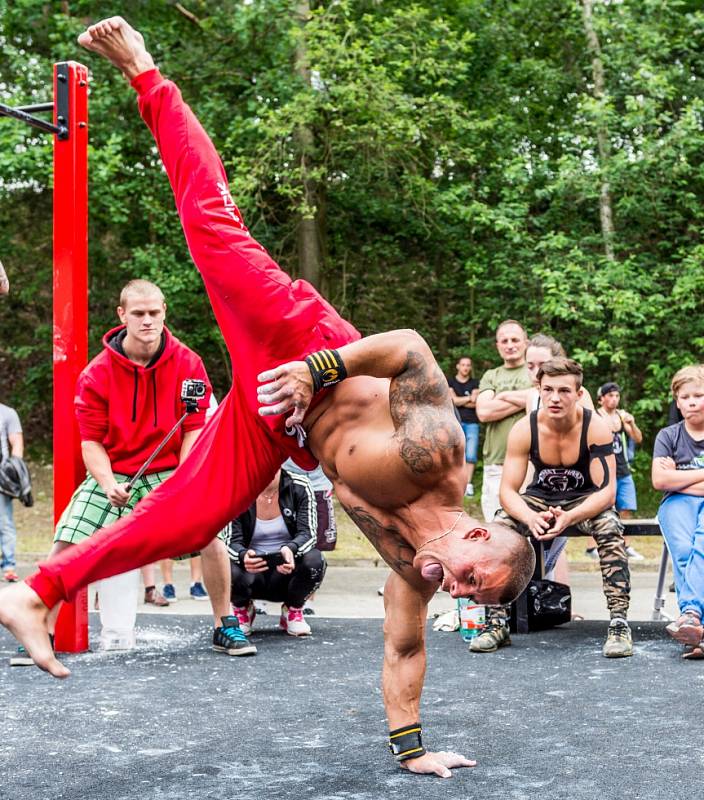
<box><xmin>0</xmin><ymin>17</ymin><xmax>534</xmax><ymax>779</ymax></box>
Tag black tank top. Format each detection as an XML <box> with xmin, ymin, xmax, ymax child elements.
<box><xmin>525</xmin><ymin>408</ymin><xmax>597</xmax><ymax>501</ymax></box>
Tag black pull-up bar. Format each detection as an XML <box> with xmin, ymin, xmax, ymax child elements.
<box><xmin>0</xmin><ymin>101</ymin><xmax>66</xmax><ymax>137</ymax></box>
<box><xmin>0</xmin><ymin>62</ymin><xmax>76</xmax><ymax>140</ymax></box>
<box><xmin>15</xmin><ymin>102</ymin><xmax>55</xmax><ymax>113</ymax></box>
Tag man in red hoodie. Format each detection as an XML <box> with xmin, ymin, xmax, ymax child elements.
<box><xmin>14</xmin><ymin>278</ymin><xmax>253</xmax><ymax>662</ymax></box>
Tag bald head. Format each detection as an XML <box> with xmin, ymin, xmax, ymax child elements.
<box><xmin>494</xmin><ymin>527</ymin><xmax>536</xmax><ymax>604</ymax></box>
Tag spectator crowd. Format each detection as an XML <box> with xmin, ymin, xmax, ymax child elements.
<box><xmin>449</xmin><ymin>319</ymin><xmax>704</xmax><ymax>660</ymax></box>
<box><xmin>2</xmin><ymin>288</ymin><xmax>702</xmax><ymax>662</ymax></box>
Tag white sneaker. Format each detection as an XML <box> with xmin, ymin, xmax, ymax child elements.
<box><xmin>626</xmin><ymin>545</ymin><xmax>645</xmax><ymax>561</ymax></box>
<box><xmin>280</xmin><ymin>604</ymin><xmax>311</xmax><ymax>636</ymax></box>
<box><xmin>585</xmin><ymin>547</ymin><xmax>600</xmax><ymax>561</ymax></box>
<box><xmin>465</xmin><ymin>483</ymin><xmax>475</xmax><ymax>497</ymax></box>
<box><xmin>232</xmin><ymin>601</ymin><xmax>256</xmax><ymax>635</ymax></box>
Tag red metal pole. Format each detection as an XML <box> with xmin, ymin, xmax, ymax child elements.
<box><xmin>52</xmin><ymin>62</ymin><xmax>89</xmax><ymax>653</ymax></box>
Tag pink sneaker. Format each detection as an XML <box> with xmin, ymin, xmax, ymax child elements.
<box><xmin>232</xmin><ymin>601</ymin><xmax>255</xmax><ymax>635</ymax></box>
<box><xmin>280</xmin><ymin>604</ymin><xmax>311</xmax><ymax>637</ymax></box>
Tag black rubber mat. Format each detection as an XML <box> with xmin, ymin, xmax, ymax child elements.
<box><xmin>0</xmin><ymin>615</ymin><xmax>695</xmax><ymax>800</ymax></box>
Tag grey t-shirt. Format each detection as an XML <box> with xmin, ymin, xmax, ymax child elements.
<box><xmin>653</xmin><ymin>422</ymin><xmax>704</xmax><ymax>498</ymax></box>
<box><xmin>282</xmin><ymin>458</ymin><xmax>332</xmax><ymax>493</ymax></box>
<box><xmin>0</xmin><ymin>403</ymin><xmax>22</xmax><ymax>462</ymax></box>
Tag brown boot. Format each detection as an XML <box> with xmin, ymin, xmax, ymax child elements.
<box><xmin>144</xmin><ymin>586</ymin><xmax>169</xmax><ymax>607</ymax></box>
<box><xmin>666</xmin><ymin>612</ymin><xmax>703</xmax><ymax>646</ymax></box>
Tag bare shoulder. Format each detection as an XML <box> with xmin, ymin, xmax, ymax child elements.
<box><xmin>388</xmin><ymin>343</ymin><xmax>463</xmax><ymax>477</ymax></box>
<box><xmin>507</xmin><ymin>415</ymin><xmax>531</xmax><ymax>449</ymax></box>
<box><xmin>587</xmin><ymin>411</ymin><xmax>613</xmax><ymax>445</ymax></box>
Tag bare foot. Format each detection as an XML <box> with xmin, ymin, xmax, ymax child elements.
<box><xmin>77</xmin><ymin>16</ymin><xmax>155</xmax><ymax>81</ymax></box>
<box><xmin>0</xmin><ymin>582</ymin><xmax>70</xmax><ymax>677</ymax></box>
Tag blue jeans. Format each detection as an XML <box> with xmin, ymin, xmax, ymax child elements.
<box><xmin>0</xmin><ymin>493</ymin><xmax>17</xmax><ymax>570</ymax></box>
<box><xmin>460</xmin><ymin>422</ymin><xmax>479</xmax><ymax>464</ymax></box>
<box><xmin>657</xmin><ymin>493</ymin><xmax>704</xmax><ymax>618</ymax></box>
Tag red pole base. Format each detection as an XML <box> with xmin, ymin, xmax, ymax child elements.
<box><xmin>53</xmin><ymin>589</ymin><xmax>89</xmax><ymax>653</ymax></box>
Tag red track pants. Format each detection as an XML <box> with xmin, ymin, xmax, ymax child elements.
<box><xmin>28</xmin><ymin>70</ymin><xmax>359</xmax><ymax>608</ymax></box>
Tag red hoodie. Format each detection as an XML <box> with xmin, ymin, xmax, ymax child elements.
<box><xmin>74</xmin><ymin>325</ymin><xmax>212</xmax><ymax>475</ymax></box>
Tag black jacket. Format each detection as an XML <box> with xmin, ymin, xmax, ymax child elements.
<box><xmin>224</xmin><ymin>469</ymin><xmax>317</xmax><ymax>566</ymax></box>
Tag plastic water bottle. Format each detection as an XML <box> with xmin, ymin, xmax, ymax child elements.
<box><xmin>98</xmin><ymin>569</ymin><xmax>140</xmax><ymax>651</ymax></box>
<box><xmin>458</xmin><ymin>599</ymin><xmax>485</xmax><ymax>642</ymax></box>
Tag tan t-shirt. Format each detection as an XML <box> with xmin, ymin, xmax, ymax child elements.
<box><xmin>478</xmin><ymin>364</ymin><xmax>532</xmax><ymax>465</ymax></box>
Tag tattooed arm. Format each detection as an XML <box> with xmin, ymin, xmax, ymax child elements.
<box><xmin>257</xmin><ymin>329</ymin><xmax>452</xmax><ymax>428</ymax></box>
<box><xmin>341</xmin><ymin>503</ymin><xmax>418</xmax><ymax>579</ymax></box>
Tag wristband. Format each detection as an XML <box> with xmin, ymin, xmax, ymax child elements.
<box><xmin>305</xmin><ymin>349</ymin><xmax>347</xmax><ymax>393</ymax></box>
<box><xmin>388</xmin><ymin>723</ymin><xmax>426</xmax><ymax>762</ymax></box>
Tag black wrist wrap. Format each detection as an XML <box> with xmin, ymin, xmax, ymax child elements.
<box><xmin>388</xmin><ymin>723</ymin><xmax>426</xmax><ymax>762</ymax></box>
<box><xmin>305</xmin><ymin>349</ymin><xmax>347</xmax><ymax>393</ymax></box>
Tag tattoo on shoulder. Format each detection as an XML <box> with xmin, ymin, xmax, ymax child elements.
<box><xmin>389</xmin><ymin>350</ymin><xmax>463</xmax><ymax>475</ymax></box>
<box><xmin>341</xmin><ymin>503</ymin><xmax>416</xmax><ymax>575</ymax></box>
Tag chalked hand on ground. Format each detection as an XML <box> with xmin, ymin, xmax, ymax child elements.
<box><xmin>401</xmin><ymin>750</ymin><xmax>477</xmax><ymax>779</ymax></box>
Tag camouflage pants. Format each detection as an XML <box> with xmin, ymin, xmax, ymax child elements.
<box><xmin>495</xmin><ymin>494</ymin><xmax>631</xmax><ymax>619</ymax></box>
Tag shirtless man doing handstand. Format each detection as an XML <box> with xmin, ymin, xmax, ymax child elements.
<box><xmin>0</xmin><ymin>18</ymin><xmax>535</xmax><ymax>778</ymax></box>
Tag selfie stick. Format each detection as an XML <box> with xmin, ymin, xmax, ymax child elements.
<box><xmin>125</xmin><ymin>409</ymin><xmax>191</xmax><ymax>490</ymax></box>
<box><xmin>94</xmin><ymin>396</ymin><xmax>201</xmax><ymax>529</ymax></box>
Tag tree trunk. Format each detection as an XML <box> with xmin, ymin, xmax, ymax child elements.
<box><xmin>581</xmin><ymin>0</ymin><xmax>615</xmax><ymax>261</ymax></box>
<box><xmin>294</xmin><ymin>0</ymin><xmax>324</xmax><ymax>288</ymax></box>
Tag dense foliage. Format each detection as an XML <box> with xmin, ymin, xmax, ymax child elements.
<box><xmin>1</xmin><ymin>0</ymin><xmax>703</xmax><ymax>449</ymax></box>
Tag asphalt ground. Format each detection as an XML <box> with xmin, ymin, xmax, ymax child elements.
<box><xmin>0</xmin><ymin>610</ymin><xmax>697</xmax><ymax>800</ymax></box>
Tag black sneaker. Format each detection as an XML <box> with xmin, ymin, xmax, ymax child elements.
<box><xmin>10</xmin><ymin>634</ymin><xmax>55</xmax><ymax>667</ymax></box>
<box><xmin>213</xmin><ymin>616</ymin><xmax>257</xmax><ymax>656</ymax></box>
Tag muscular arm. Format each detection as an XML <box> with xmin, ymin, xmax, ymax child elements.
<box><xmin>382</xmin><ymin>571</ymin><xmax>433</xmax><ymax>729</ymax></box>
<box><xmin>476</xmin><ymin>389</ymin><xmax>528</xmax><ymax>423</ymax></box>
<box><xmin>499</xmin><ymin>421</ymin><xmax>533</xmax><ymax>526</ymax></box>
<box><xmin>382</xmin><ymin>572</ymin><xmax>475</xmax><ymax>777</ymax></box>
<box><xmin>258</xmin><ymin>329</ymin><xmax>454</xmax><ymax>431</ymax></box>
<box><xmin>337</xmin><ymin>330</ymin><xmax>440</xmax><ymax>384</ymax></box>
